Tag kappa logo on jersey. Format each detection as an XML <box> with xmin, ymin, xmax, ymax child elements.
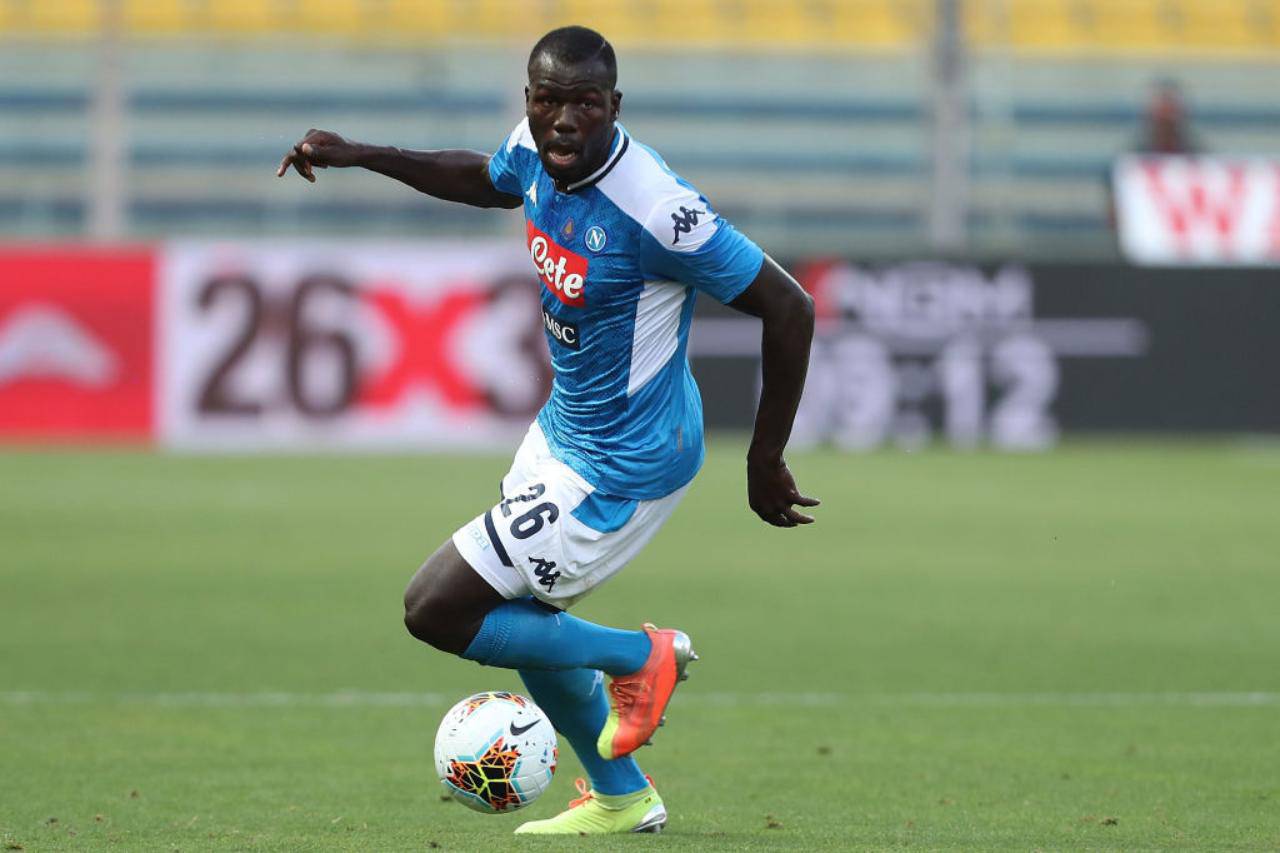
<box><xmin>541</xmin><ymin>310</ymin><xmax>580</xmax><ymax>350</ymax></box>
<box><xmin>526</xmin><ymin>220</ymin><xmax>588</xmax><ymax>307</ymax></box>
<box><xmin>671</xmin><ymin>206</ymin><xmax>707</xmax><ymax>245</ymax></box>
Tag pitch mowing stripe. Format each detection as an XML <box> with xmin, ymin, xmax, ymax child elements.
<box><xmin>1</xmin><ymin>690</ymin><xmax>1277</xmax><ymax>709</ymax></box>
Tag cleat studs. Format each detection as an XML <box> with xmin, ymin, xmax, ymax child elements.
<box><xmin>678</xmin><ymin>673</ymin><xmax>689</xmax><ymax>682</ymax></box>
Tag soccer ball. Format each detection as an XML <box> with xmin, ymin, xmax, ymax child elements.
<box><xmin>434</xmin><ymin>691</ymin><xmax>557</xmax><ymax>814</ymax></box>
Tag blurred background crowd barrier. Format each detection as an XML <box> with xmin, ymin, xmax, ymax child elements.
<box><xmin>2</xmin><ymin>0</ymin><xmax>1277</xmax><ymax>449</ymax></box>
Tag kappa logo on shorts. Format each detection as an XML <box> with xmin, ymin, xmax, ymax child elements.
<box><xmin>527</xmin><ymin>220</ymin><xmax>588</xmax><ymax>307</ymax></box>
<box><xmin>528</xmin><ymin>556</ymin><xmax>561</xmax><ymax>592</ymax></box>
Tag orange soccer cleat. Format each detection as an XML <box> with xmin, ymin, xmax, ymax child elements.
<box><xmin>595</xmin><ymin>623</ymin><xmax>698</xmax><ymax>760</ymax></box>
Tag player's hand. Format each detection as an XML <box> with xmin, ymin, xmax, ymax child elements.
<box><xmin>746</xmin><ymin>455</ymin><xmax>820</xmax><ymax>528</ymax></box>
<box><xmin>276</xmin><ymin>129</ymin><xmax>359</xmax><ymax>182</ymax></box>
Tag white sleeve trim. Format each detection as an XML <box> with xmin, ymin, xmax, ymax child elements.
<box><xmin>506</xmin><ymin>118</ymin><xmax>536</xmax><ymax>153</ymax></box>
<box><xmin>595</xmin><ymin>140</ymin><xmax>720</xmax><ymax>255</ymax></box>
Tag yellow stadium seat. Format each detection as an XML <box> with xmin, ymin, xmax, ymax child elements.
<box><xmin>293</xmin><ymin>0</ymin><xmax>366</xmax><ymax>37</ymax></box>
<box><xmin>24</xmin><ymin>0</ymin><xmax>98</xmax><ymax>35</ymax></box>
<box><xmin>380</xmin><ymin>0</ymin><xmax>453</xmax><ymax>39</ymax></box>
<box><xmin>856</xmin><ymin>0</ymin><xmax>929</xmax><ymax>50</ymax></box>
<box><xmin>553</xmin><ymin>1</ymin><xmax>643</xmax><ymax>45</ymax></box>
<box><xmin>203</xmin><ymin>0</ymin><xmax>278</xmax><ymax>36</ymax></box>
<box><xmin>979</xmin><ymin>0</ymin><xmax>1280</xmax><ymax>54</ymax></box>
<box><xmin>125</xmin><ymin>0</ymin><xmax>187</xmax><ymax>36</ymax></box>
<box><xmin>0</xmin><ymin>0</ymin><xmax>1276</xmax><ymax>54</ymax></box>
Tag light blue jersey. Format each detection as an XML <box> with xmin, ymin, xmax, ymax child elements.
<box><xmin>488</xmin><ymin>120</ymin><xmax>764</xmax><ymax>500</ymax></box>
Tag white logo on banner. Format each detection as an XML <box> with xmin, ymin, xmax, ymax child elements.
<box><xmin>0</xmin><ymin>305</ymin><xmax>120</xmax><ymax>387</ymax></box>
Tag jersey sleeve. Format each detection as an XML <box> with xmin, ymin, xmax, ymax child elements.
<box><xmin>487</xmin><ymin>118</ymin><xmax>532</xmax><ymax>198</ymax></box>
<box><xmin>638</xmin><ymin>191</ymin><xmax>765</xmax><ymax>304</ymax></box>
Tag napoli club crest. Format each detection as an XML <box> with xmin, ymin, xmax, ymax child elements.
<box><xmin>585</xmin><ymin>226</ymin><xmax>607</xmax><ymax>253</ymax></box>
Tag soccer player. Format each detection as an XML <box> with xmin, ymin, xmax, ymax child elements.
<box><xmin>277</xmin><ymin>25</ymin><xmax>818</xmax><ymax>835</ymax></box>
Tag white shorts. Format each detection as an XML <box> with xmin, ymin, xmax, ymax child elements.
<box><xmin>452</xmin><ymin>422</ymin><xmax>688</xmax><ymax>609</ymax></box>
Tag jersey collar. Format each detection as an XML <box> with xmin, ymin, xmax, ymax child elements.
<box><xmin>564</xmin><ymin>126</ymin><xmax>629</xmax><ymax>193</ymax></box>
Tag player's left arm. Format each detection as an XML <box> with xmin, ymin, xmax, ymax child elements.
<box><xmin>727</xmin><ymin>256</ymin><xmax>821</xmax><ymax>527</ymax></box>
<box><xmin>638</xmin><ymin>191</ymin><xmax>819</xmax><ymax>527</ymax></box>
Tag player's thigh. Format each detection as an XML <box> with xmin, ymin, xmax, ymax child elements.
<box><xmin>453</xmin><ymin>455</ymin><xmax>689</xmax><ymax>609</ymax></box>
<box><xmin>404</xmin><ymin>425</ymin><xmax>568</xmax><ymax>649</ymax></box>
<box><xmin>473</xmin><ymin>474</ymin><xmax>689</xmax><ymax>608</ymax></box>
<box><xmin>403</xmin><ymin>539</ymin><xmax>507</xmax><ymax>652</ymax></box>
<box><xmin>404</xmin><ymin>539</ymin><xmax>504</xmax><ymax>615</ymax></box>
<box><xmin>416</xmin><ymin>419</ymin><xmax>554</xmax><ymax>609</ymax></box>
<box><xmin>452</xmin><ymin>461</ymin><xmax>586</xmax><ymax>605</ymax></box>
<box><xmin>557</xmin><ymin>483</ymin><xmax>690</xmax><ymax>600</ymax></box>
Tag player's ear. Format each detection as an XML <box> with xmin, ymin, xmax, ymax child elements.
<box><xmin>612</xmin><ymin>90</ymin><xmax>622</xmax><ymax>120</ymax></box>
<box><xmin>524</xmin><ymin>85</ymin><xmax>530</xmax><ymax>106</ymax></box>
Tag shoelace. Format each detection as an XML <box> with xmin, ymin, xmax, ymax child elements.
<box><xmin>568</xmin><ymin>778</ymin><xmax>593</xmax><ymax>809</ymax></box>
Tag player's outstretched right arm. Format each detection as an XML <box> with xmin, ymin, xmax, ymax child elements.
<box><xmin>276</xmin><ymin>129</ymin><xmax>523</xmax><ymax>209</ymax></box>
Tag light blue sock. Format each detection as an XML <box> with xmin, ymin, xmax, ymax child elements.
<box><xmin>519</xmin><ymin>668</ymin><xmax>649</xmax><ymax>796</ymax></box>
<box><xmin>462</xmin><ymin>598</ymin><xmax>650</xmax><ymax>676</ymax></box>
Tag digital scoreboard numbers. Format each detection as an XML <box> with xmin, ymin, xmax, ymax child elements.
<box><xmin>692</xmin><ymin>262</ymin><xmax>1150</xmax><ymax>452</ymax></box>
<box><xmin>796</xmin><ymin>329</ymin><xmax>1063</xmax><ymax>451</ymax></box>
<box><xmin>791</xmin><ymin>263</ymin><xmax>1149</xmax><ymax>450</ymax></box>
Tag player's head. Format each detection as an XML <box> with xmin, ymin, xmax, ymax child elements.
<box><xmin>525</xmin><ymin>26</ymin><xmax>622</xmax><ymax>186</ymax></box>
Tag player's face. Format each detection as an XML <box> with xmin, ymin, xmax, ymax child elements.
<box><xmin>525</xmin><ymin>57</ymin><xmax>621</xmax><ymax>186</ymax></box>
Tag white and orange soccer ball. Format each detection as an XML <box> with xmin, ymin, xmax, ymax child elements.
<box><xmin>433</xmin><ymin>692</ymin><xmax>557</xmax><ymax>814</ymax></box>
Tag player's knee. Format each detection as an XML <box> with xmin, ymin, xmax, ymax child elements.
<box><xmin>403</xmin><ymin>539</ymin><xmax>504</xmax><ymax>655</ymax></box>
<box><xmin>403</xmin><ymin>548</ymin><xmax>471</xmax><ymax>653</ymax></box>
<box><xmin>403</xmin><ymin>563</ymin><xmax>452</xmax><ymax>650</ymax></box>
<box><xmin>403</xmin><ymin>590</ymin><xmax>455</xmax><ymax>652</ymax></box>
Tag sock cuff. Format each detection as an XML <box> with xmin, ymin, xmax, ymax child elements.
<box><xmin>594</xmin><ymin>784</ymin><xmax>655</xmax><ymax>808</ymax></box>
<box><xmin>462</xmin><ymin>608</ymin><xmax>514</xmax><ymax>665</ymax></box>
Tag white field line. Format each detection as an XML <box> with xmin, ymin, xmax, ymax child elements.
<box><xmin>1</xmin><ymin>690</ymin><xmax>1277</xmax><ymax>709</ymax></box>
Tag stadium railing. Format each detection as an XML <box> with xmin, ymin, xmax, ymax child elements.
<box><xmin>3</xmin><ymin>2</ymin><xmax>1280</xmax><ymax>255</ymax></box>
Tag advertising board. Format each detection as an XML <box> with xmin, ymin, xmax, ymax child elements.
<box><xmin>0</xmin><ymin>247</ymin><xmax>155</xmax><ymax>440</ymax></box>
<box><xmin>158</xmin><ymin>242</ymin><xmax>549</xmax><ymax>449</ymax></box>
<box><xmin>1114</xmin><ymin>156</ymin><xmax>1280</xmax><ymax>266</ymax></box>
<box><xmin>2</xmin><ymin>244</ymin><xmax>1275</xmax><ymax>450</ymax></box>
<box><xmin>694</xmin><ymin>261</ymin><xmax>1280</xmax><ymax>448</ymax></box>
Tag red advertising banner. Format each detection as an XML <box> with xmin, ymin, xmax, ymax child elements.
<box><xmin>0</xmin><ymin>247</ymin><xmax>155</xmax><ymax>440</ymax></box>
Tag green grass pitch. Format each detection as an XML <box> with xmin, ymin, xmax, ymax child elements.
<box><xmin>2</xmin><ymin>441</ymin><xmax>1278</xmax><ymax>850</ymax></box>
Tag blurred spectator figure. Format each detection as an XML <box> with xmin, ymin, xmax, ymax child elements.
<box><xmin>1133</xmin><ymin>79</ymin><xmax>1202</xmax><ymax>154</ymax></box>
<box><xmin>1107</xmin><ymin>79</ymin><xmax>1205</xmax><ymax>233</ymax></box>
